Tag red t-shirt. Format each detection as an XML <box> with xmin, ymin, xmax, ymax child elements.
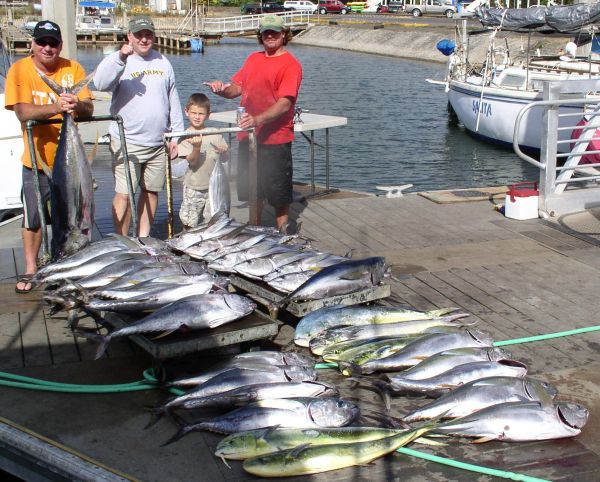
<box><xmin>232</xmin><ymin>50</ymin><xmax>302</xmax><ymax>144</ymax></box>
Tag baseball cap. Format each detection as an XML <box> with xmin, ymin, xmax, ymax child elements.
<box><xmin>33</xmin><ymin>20</ymin><xmax>62</xmax><ymax>42</ymax></box>
<box><xmin>129</xmin><ymin>15</ymin><xmax>155</xmax><ymax>34</ymax></box>
<box><xmin>259</xmin><ymin>15</ymin><xmax>284</xmax><ymax>33</ymax></box>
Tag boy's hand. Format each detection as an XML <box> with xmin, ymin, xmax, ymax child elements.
<box><xmin>168</xmin><ymin>140</ymin><xmax>178</xmax><ymax>159</ymax></box>
<box><xmin>189</xmin><ymin>135</ymin><xmax>203</xmax><ymax>148</ymax></box>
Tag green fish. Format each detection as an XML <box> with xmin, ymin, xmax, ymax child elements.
<box><xmin>242</xmin><ymin>418</ymin><xmax>440</xmax><ymax>477</ymax></box>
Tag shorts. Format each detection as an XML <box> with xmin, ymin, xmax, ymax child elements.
<box><xmin>179</xmin><ymin>185</ymin><xmax>210</xmax><ymax>228</ymax></box>
<box><xmin>110</xmin><ymin>137</ymin><xmax>167</xmax><ymax>194</ymax></box>
<box><xmin>237</xmin><ymin>141</ymin><xmax>293</xmax><ymax>207</ymax></box>
<box><xmin>22</xmin><ymin>166</ymin><xmax>50</xmax><ymax>230</ymax></box>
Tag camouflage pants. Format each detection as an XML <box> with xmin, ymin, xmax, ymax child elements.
<box><xmin>179</xmin><ymin>185</ymin><xmax>210</xmax><ymax>228</ymax></box>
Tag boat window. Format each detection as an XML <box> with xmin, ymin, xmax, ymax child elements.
<box><xmin>100</xmin><ymin>17</ymin><xmax>112</xmax><ymax>25</ymax></box>
<box><xmin>82</xmin><ymin>16</ymin><xmax>93</xmax><ymax>23</ymax></box>
<box><xmin>498</xmin><ymin>74</ymin><xmax>525</xmax><ymax>88</ymax></box>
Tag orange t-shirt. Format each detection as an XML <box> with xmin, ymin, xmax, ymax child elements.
<box><xmin>4</xmin><ymin>56</ymin><xmax>92</xmax><ymax>169</ymax></box>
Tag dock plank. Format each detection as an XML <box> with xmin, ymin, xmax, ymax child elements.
<box><xmin>19</xmin><ymin>309</ymin><xmax>52</xmax><ymax>367</ymax></box>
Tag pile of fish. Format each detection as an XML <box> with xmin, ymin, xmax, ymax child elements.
<box><xmin>33</xmin><ymin>233</ymin><xmax>255</xmax><ymax>358</ymax></box>
<box><xmin>294</xmin><ymin>304</ymin><xmax>589</xmax><ymax>444</ymax></box>
<box><xmin>152</xmin><ymin>349</ymin><xmax>441</xmax><ymax>477</ymax></box>
<box><xmin>166</xmin><ymin>213</ymin><xmax>389</xmax><ymax>308</ymax></box>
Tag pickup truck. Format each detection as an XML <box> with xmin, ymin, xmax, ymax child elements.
<box><xmin>404</xmin><ymin>0</ymin><xmax>456</xmax><ymax>17</ymax></box>
<box><xmin>241</xmin><ymin>2</ymin><xmax>286</xmax><ymax>14</ymax></box>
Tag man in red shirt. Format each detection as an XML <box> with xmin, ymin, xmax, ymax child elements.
<box><xmin>205</xmin><ymin>15</ymin><xmax>302</xmax><ymax>230</ymax></box>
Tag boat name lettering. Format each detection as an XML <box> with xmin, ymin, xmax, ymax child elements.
<box><xmin>472</xmin><ymin>100</ymin><xmax>492</xmax><ymax>117</ymax></box>
<box><xmin>131</xmin><ymin>69</ymin><xmax>165</xmax><ymax>78</ymax></box>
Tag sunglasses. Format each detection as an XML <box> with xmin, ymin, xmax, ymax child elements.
<box><xmin>35</xmin><ymin>38</ymin><xmax>60</xmax><ymax>48</ymax></box>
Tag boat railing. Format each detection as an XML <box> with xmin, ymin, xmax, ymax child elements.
<box><xmin>513</xmin><ymin>78</ymin><xmax>600</xmax><ymax>218</ymax></box>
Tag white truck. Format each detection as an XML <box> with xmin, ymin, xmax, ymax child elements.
<box><xmin>403</xmin><ymin>0</ymin><xmax>457</xmax><ymax>17</ymax></box>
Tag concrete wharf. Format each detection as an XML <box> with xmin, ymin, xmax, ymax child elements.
<box><xmin>2</xmin><ymin>142</ymin><xmax>600</xmax><ymax>480</ymax></box>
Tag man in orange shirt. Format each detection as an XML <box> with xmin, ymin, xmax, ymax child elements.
<box><xmin>5</xmin><ymin>20</ymin><xmax>93</xmax><ymax>293</ymax></box>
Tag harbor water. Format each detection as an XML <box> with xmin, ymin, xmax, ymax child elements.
<box><xmin>75</xmin><ymin>39</ymin><xmax>539</xmax><ymax>194</ymax></box>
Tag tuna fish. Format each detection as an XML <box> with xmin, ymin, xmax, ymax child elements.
<box><xmin>403</xmin><ymin>376</ymin><xmax>558</xmax><ymax>423</ymax></box>
<box><xmin>38</xmin><ymin>72</ymin><xmax>95</xmax><ymax>261</ymax></box>
<box><xmin>93</xmin><ymin>293</ymin><xmax>256</xmax><ymax>359</ymax></box>
<box><xmin>385</xmin><ymin>359</ymin><xmax>528</xmax><ymax>397</ymax></box>
<box><xmin>208</xmin><ymin>159</ymin><xmax>230</xmax><ymax>217</ymax></box>
<box><xmin>163</xmin><ymin>397</ymin><xmax>360</xmax><ymax>443</ymax></box>
<box><xmin>433</xmin><ymin>401</ymin><xmax>588</xmax><ymax>442</ymax></box>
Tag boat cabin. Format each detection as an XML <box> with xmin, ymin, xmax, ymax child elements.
<box><xmin>76</xmin><ymin>1</ymin><xmax>122</xmax><ymax>32</ymax></box>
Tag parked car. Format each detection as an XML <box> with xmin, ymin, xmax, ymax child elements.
<box><xmin>404</xmin><ymin>0</ymin><xmax>456</xmax><ymax>17</ymax></box>
<box><xmin>241</xmin><ymin>2</ymin><xmax>286</xmax><ymax>14</ymax></box>
<box><xmin>318</xmin><ymin>0</ymin><xmax>351</xmax><ymax>14</ymax></box>
<box><xmin>385</xmin><ymin>0</ymin><xmax>404</xmax><ymax>13</ymax></box>
<box><xmin>283</xmin><ymin>0</ymin><xmax>318</xmax><ymax>13</ymax></box>
<box><xmin>21</xmin><ymin>20</ymin><xmax>37</xmax><ymax>34</ymax></box>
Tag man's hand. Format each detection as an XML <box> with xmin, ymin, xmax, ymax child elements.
<box><xmin>119</xmin><ymin>40</ymin><xmax>134</xmax><ymax>62</ymax></box>
<box><xmin>58</xmin><ymin>93</ymin><xmax>79</xmax><ymax>115</ymax></box>
<box><xmin>203</xmin><ymin>81</ymin><xmax>231</xmax><ymax>93</ymax></box>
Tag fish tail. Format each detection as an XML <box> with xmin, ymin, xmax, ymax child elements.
<box><xmin>94</xmin><ymin>334</ymin><xmax>112</xmax><ymax>360</ymax></box>
<box><xmin>70</xmin><ymin>70</ymin><xmax>96</xmax><ymax>95</ymax></box>
<box><xmin>37</xmin><ymin>70</ymin><xmax>63</xmax><ymax>94</ymax></box>
<box><xmin>161</xmin><ymin>415</ymin><xmax>199</xmax><ymax>446</ymax></box>
<box><xmin>144</xmin><ymin>405</ymin><xmax>166</xmax><ymax>429</ymax></box>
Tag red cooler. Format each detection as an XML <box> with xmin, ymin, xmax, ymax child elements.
<box><xmin>505</xmin><ymin>182</ymin><xmax>539</xmax><ymax>220</ymax></box>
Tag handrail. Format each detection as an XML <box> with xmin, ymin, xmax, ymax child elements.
<box><xmin>513</xmin><ymin>96</ymin><xmax>600</xmax><ymax>170</ymax></box>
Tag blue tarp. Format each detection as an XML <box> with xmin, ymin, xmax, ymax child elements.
<box><xmin>79</xmin><ymin>1</ymin><xmax>117</xmax><ymax>8</ymax></box>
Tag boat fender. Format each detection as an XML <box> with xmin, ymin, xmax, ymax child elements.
<box><xmin>436</xmin><ymin>39</ymin><xmax>456</xmax><ymax>57</ymax></box>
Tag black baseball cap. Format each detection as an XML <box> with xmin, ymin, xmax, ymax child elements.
<box><xmin>33</xmin><ymin>20</ymin><xmax>62</xmax><ymax>42</ymax></box>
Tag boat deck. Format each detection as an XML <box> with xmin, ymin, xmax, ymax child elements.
<box><xmin>2</xmin><ymin>147</ymin><xmax>600</xmax><ymax>480</ymax></box>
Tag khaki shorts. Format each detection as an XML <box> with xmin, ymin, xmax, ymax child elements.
<box><xmin>110</xmin><ymin>138</ymin><xmax>167</xmax><ymax>194</ymax></box>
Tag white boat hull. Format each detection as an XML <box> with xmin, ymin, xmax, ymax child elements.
<box><xmin>0</xmin><ymin>93</ymin><xmax>24</xmax><ymax>212</ymax></box>
<box><xmin>448</xmin><ymin>79</ymin><xmax>584</xmax><ymax>151</ymax></box>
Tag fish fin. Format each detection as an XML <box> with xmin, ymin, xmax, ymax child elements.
<box><xmin>371</xmin><ymin>380</ymin><xmax>393</xmax><ymax>411</ymax></box>
<box><xmin>413</xmin><ymin>436</ymin><xmax>447</xmax><ymax>446</ymax></box>
<box><xmin>70</xmin><ymin>70</ymin><xmax>96</xmax><ymax>95</ymax></box>
<box><xmin>88</xmin><ymin>130</ymin><xmax>99</xmax><ymax>165</ymax></box>
<box><xmin>472</xmin><ymin>436</ymin><xmax>495</xmax><ymax>444</ymax></box>
<box><xmin>73</xmin><ymin>329</ymin><xmax>110</xmax><ymax>360</ymax></box>
<box><xmin>344</xmin><ymin>249</ymin><xmax>354</xmax><ymax>258</ymax></box>
<box><xmin>338</xmin><ymin>361</ymin><xmax>361</xmax><ymax>377</ymax></box>
<box><xmin>36</xmin><ymin>70</ymin><xmax>63</xmax><ymax>94</ymax></box>
<box><xmin>151</xmin><ymin>329</ymin><xmax>178</xmax><ymax>340</ymax></box>
<box><xmin>286</xmin><ymin>443</ymin><xmax>312</xmax><ymax>459</ymax></box>
<box><xmin>38</xmin><ymin>158</ymin><xmax>53</xmax><ymax>179</ymax></box>
<box><xmin>428</xmin><ymin>307</ymin><xmax>460</xmax><ymax>317</ymax></box>
<box><xmin>258</xmin><ymin>425</ymin><xmax>281</xmax><ymax>442</ymax></box>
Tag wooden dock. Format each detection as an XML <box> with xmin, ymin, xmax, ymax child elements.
<box><xmin>1</xmin><ymin>146</ymin><xmax>600</xmax><ymax>480</ymax></box>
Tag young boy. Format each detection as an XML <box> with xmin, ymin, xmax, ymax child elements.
<box><xmin>178</xmin><ymin>93</ymin><xmax>229</xmax><ymax>229</ymax></box>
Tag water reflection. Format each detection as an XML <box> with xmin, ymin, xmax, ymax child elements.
<box><xmin>75</xmin><ymin>39</ymin><xmax>539</xmax><ymax>193</ymax></box>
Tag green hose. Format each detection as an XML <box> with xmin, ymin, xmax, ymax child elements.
<box><xmin>396</xmin><ymin>447</ymin><xmax>549</xmax><ymax>482</ymax></box>
<box><xmin>0</xmin><ymin>369</ymin><xmax>183</xmax><ymax>395</ymax></box>
<box><xmin>493</xmin><ymin>325</ymin><xmax>600</xmax><ymax>346</ymax></box>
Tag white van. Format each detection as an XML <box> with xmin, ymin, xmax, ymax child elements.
<box><xmin>284</xmin><ymin>1</ymin><xmax>318</xmax><ymax>13</ymax></box>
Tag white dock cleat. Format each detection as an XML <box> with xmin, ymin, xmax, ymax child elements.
<box><xmin>375</xmin><ymin>184</ymin><xmax>413</xmax><ymax>198</ymax></box>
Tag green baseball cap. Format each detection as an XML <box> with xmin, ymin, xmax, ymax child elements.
<box><xmin>259</xmin><ymin>15</ymin><xmax>284</xmax><ymax>33</ymax></box>
<box><xmin>129</xmin><ymin>15</ymin><xmax>155</xmax><ymax>34</ymax></box>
